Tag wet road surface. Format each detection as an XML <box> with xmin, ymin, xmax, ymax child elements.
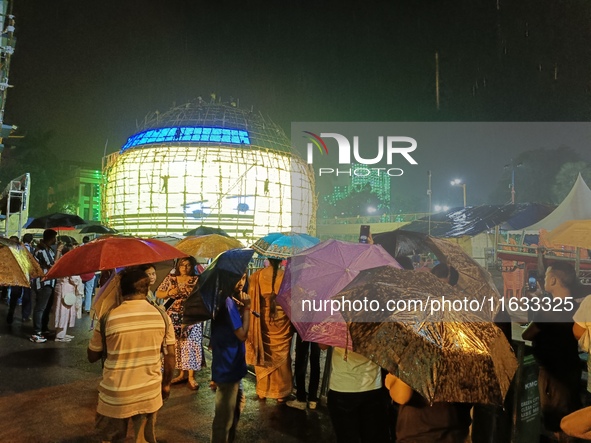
<box><xmin>0</xmin><ymin>303</ymin><xmax>336</xmax><ymax>443</ymax></box>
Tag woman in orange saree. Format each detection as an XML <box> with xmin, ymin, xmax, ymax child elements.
<box><xmin>246</xmin><ymin>259</ymin><xmax>293</xmax><ymax>401</ymax></box>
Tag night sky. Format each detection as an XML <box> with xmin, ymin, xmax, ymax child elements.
<box><xmin>6</xmin><ymin>0</ymin><xmax>591</xmax><ymax>205</ymax></box>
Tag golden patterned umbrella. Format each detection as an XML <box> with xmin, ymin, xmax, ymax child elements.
<box><xmin>175</xmin><ymin>234</ymin><xmax>244</xmax><ymax>259</ymax></box>
<box><xmin>374</xmin><ymin>230</ymin><xmax>501</xmax><ymax>321</ymax></box>
<box><xmin>0</xmin><ymin>237</ymin><xmax>44</xmax><ymax>287</ymax></box>
<box><xmin>336</xmin><ymin>266</ymin><xmax>517</xmax><ymax>405</ymax></box>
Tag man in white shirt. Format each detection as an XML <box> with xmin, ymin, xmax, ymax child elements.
<box><xmin>561</xmin><ymin>288</ymin><xmax>591</xmax><ymax>439</ymax></box>
<box><xmin>322</xmin><ymin>346</ymin><xmax>390</xmax><ymax>443</ymax></box>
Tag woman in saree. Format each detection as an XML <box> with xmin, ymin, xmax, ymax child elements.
<box><xmin>246</xmin><ymin>258</ymin><xmax>293</xmax><ymax>401</ymax></box>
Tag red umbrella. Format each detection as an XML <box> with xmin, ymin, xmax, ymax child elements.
<box><xmin>44</xmin><ymin>236</ymin><xmax>188</xmax><ymax>279</ymax></box>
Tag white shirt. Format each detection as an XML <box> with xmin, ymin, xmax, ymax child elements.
<box><xmin>573</xmin><ymin>294</ymin><xmax>591</xmax><ymax>392</ymax></box>
<box><xmin>329</xmin><ymin>347</ymin><xmax>382</xmax><ymax>393</ymax></box>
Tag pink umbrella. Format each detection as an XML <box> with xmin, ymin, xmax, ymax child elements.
<box><xmin>276</xmin><ymin>239</ymin><xmax>401</xmax><ymax>349</ymax></box>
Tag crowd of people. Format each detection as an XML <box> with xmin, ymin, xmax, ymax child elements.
<box><xmin>4</xmin><ymin>229</ymin><xmax>591</xmax><ymax>442</ymax></box>
<box><xmin>1</xmin><ymin>229</ymin><xmax>92</xmax><ymax>343</ymax></box>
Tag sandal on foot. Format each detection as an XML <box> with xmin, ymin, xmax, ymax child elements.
<box><xmin>171</xmin><ymin>375</ymin><xmax>188</xmax><ymax>385</ymax></box>
<box><xmin>187</xmin><ymin>378</ymin><xmax>199</xmax><ymax>390</ymax></box>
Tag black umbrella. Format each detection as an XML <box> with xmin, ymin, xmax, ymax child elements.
<box><xmin>372</xmin><ymin>229</ymin><xmax>434</xmax><ymax>257</ymax></box>
<box><xmin>183</xmin><ymin>226</ymin><xmax>230</xmax><ymax>237</ymax></box>
<box><xmin>79</xmin><ymin>225</ymin><xmax>118</xmax><ymax>234</ymax></box>
<box><xmin>57</xmin><ymin>235</ymin><xmax>77</xmax><ymax>245</ymax></box>
<box><xmin>183</xmin><ymin>248</ymin><xmax>254</xmax><ymax>324</ymax></box>
<box><xmin>26</xmin><ymin>212</ymin><xmax>85</xmax><ymax>229</ymax></box>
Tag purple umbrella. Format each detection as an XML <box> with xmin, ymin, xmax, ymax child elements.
<box><xmin>276</xmin><ymin>239</ymin><xmax>401</xmax><ymax>349</ymax></box>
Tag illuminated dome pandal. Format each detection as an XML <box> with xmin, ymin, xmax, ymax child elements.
<box><xmin>102</xmin><ymin>101</ymin><xmax>316</xmax><ymax>242</ymax></box>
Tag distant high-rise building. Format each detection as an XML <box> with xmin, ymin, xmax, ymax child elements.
<box><xmin>350</xmin><ymin>163</ymin><xmax>390</xmax><ymax>209</ymax></box>
<box><xmin>324</xmin><ymin>185</ymin><xmax>350</xmax><ymax>205</ymax></box>
<box><xmin>321</xmin><ymin>164</ymin><xmax>391</xmax><ymax>217</ymax></box>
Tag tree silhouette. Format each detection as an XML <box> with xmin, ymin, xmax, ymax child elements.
<box><xmin>0</xmin><ymin>131</ymin><xmax>58</xmax><ymax>215</ymax></box>
<box><xmin>489</xmin><ymin>146</ymin><xmax>581</xmax><ymax>204</ymax></box>
<box><xmin>552</xmin><ymin>161</ymin><xmax>591</xmax><ymax>203</ymax></box>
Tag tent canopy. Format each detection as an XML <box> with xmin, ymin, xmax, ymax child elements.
<box><xmin>524</xmin><ymin>174</ymin><xmax>591</xmax><ymax>231</ymax></box>
<box><xmin>401</xmin><ymin>203</ymin><xmax>550</xmax><ymax>238</ymax></box>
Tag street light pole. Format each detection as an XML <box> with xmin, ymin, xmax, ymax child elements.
<box><xmin>504</xmin><ymin>160</ymin><xmax>522</xmax><ymax>204</ymax></box>
<box><xmin>461</xmin><ymin>183</ymin><xmax>466</xmax><ymax>208</ymax></box>
<box><xmin>511</xmin><ymin>168</ymin><xmax>515</xmax><ymax>204</ymax></box>
<box><xmin>427</xmin><ymin>170</ymin><xmax>432</xmax><ymax>235</ymax></box>
<box><xmin>450</xmin><ymin>179</ymin><xmax>467</xmax><ymax>208</ymax></box>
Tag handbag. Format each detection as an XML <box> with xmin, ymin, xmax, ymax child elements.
<box><xmin>183</xmin><ymin>285</ymin><xmax>214</xmax><ymax>324</ymax></box>
<box><xmin>63</xmin><ymin>292</ymin><xmax>77</xmax><ymax>306</ymax></box>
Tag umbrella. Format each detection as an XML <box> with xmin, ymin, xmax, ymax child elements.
<box><xmin>26</xmin><ymin>212</ymin><xmax>85</xmax><ymax>229</ymax></box>
<box><xmin>546</xmin><ymin>219</ymin><xmax>591</xmax><ymax>250</ymax></box>
<box><xmin>183</xmin><ymin>248</ymin><xmax>255</xmax><ymax>324</ymax></box>
<box><xmin>184</xmin><ymin>226</ymin><xmax>230</xmax><ymax>237</ymax></box>
<box><xmin>0</xmin><ymin>237</ymin><xmax>44</xmax><ymax>286</ymax></box>
<box><xmin>373</xmin><ymin>230</ymin><xmax>501</xmax><ymax>321</ymax></box>
<box><xmin>44</xmin><ymin>236</ymin><xmax>188</xmax><ymax>279</ymax></box>
<box><xmin>175</xmin><ymin>234</ymin><xmax>244</xmax><ymax>258</ymax></box>
<box><xmin>252</xmin><ymin>232</ymin><xmax>320</xmax><ymax>259</ymax></box>
<box><xmin>336</xmin><ymin>266</ymin><xmax>518</xmax><ymax>405</ymax></box>
<box><xmin>91</xmin><ymin>260</ymin><xmax>175</xmax><ymax>319</ymax></box>
<box><xmin>91</xmin><ymin>271</ymin><xmax>122</xmax><ymax>319</ymax></box>
<box><xmin>149</xmin><ymin>235</ymin><xmax>183</xmax><ymax>246</ymax></box>
<box><xmin>79</xmin><ymin>225</ymin><xmax>119</xmax><ymax>234</ymax></box>
<box><xmin>57</xmin><ymin>235</ymin><xmax>77</xmax><ymax>245</ymax></box>
<box><xmin>276</xmin><ymin>239</ymin><xmax>401</xmax><ymax>349</ymax></box>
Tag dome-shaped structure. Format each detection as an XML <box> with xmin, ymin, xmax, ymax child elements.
<box><xmin>102</xmin><ymin>100</ymin><xmax>316</xmax><ymax>243</ymax></box>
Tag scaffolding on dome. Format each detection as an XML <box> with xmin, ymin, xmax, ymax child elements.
<box><xmin>102</xmin><ymin>100</ymin><xmax>316</xmax><ymax>244</ymax></box>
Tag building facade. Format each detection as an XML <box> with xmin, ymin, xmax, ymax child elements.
<box><xmin>52</xmin><ymin>166</ymin><xmax>101</xmax><ymax>221</ymax></box>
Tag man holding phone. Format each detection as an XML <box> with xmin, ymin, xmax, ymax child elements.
<box><xmin>522</xmin><ymin>263</ymin><xmax>581</xmax><ymax>440</ymax></box>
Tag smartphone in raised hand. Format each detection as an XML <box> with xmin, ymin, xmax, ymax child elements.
<box><xmin>359</xmin><ymin>225</ymin><xmax>370</xmax><ymax>244</ymax></box>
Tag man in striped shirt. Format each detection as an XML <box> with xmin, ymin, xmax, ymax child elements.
<box><xmin>88</xmin><ymin>267</ymin><xmax>176</xmax><ymax>443</ymax></box>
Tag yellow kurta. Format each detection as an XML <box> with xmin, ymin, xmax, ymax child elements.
<box><xmin>246</xmin><ymin>266</ymin><xmax>293</xmax><ymax>399</ymax></box>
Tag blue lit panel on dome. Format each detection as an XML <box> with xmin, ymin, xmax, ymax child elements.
<box><xmin>120</xmin><ymin>126</ymin><xmax>251</xmax><ymax>152</ymax></box>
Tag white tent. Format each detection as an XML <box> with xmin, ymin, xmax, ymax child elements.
<box><xmin>524</xmin><ymin>173</ymin><xmax>591</xmax><ymax>231</ymax></box>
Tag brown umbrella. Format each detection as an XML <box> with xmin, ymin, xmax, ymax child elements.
<box><xmin>336</xmin><ymin>266</ymin><xmax>517</xmax><ymax>405</ymax></box>
<box><xmin>428</xmin><ymin>237</ymin><xmax>501</xmax><ymax>320</ymax></box>
<box><xmin>0</xmin><ymin>238</ymin><xmax>44</xmax><ymax>287</ymax></box>
<box><xmin>374</xmin><ymin>230</ymin><xmax>501</xmax><ymax>321</ymax></box>
<box><xmin>175</xmin><ymin>234</ymin><xmax>244</xmax><ymax>259</ymax></box>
